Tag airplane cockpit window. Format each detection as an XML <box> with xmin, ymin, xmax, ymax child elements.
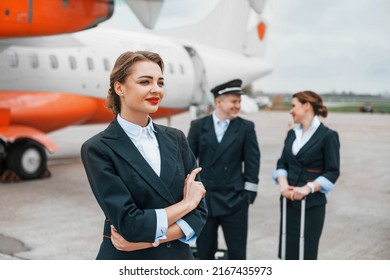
<box><xmin>29</xmin><ymin>54</ymin><xmax>39</xmax><ymax>69</ymax></box>
<box><xmin>87</xmin><ymin>57</ymin><xmax>94</xmax><ymax>71</ymax></box>
<box><xmin>6</xmin><ymin>51</ymin><xmax>18</xmax><ymax>68</ymax></box>
<box><xmin>50</xmin><ymin>55</ymin><xmax>59</xmax><ymax>69</ymax></box>
<box><xmin>69</xmin><ymin>56</ymin><xmax>77</xmax><ymax>70</ymax></box>
<box><xmin>103</xmin><ymin>58</ymin><xmax>110</xmax><ymax>71</ymax></box>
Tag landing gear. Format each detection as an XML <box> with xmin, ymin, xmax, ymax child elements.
<box><xmin>0</xmin><ymin>142</ymin><xmax>5</xmax><ymax>177</ymax></box>
<box><xmin>3</xmin><ymin>140</ymin><xmax>47</xmax><ymax>180</ymax></box>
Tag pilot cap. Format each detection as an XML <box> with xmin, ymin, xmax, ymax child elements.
<box><xmin>211</xmin><ymin>79</ymin><xmax>244</xmax><ymax>98</ymax></box>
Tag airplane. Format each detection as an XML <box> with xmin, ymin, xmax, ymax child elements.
<box><xmin>0</xmin><ymin>0</ymin><xmax>272</xmax><ymax>181</ymax></box>
<box><xmin>0</xmin><ymin>0</ymin><xmax>115</xmax><ymax>38</ymax></box>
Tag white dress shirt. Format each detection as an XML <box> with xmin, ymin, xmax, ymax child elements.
<box><xmin>118</xmin><ymin>115</ymin><xmax>161</xmax><ymax>175</ymax></box>
<box><xmin>292</xmin><ymin>115</ymin><xmax>321</xmax><ymax>155</ymax></box>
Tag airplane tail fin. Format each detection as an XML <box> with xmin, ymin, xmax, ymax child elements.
<box><xmin>156</xmin><ymin>0</ymin><xmax>269</xmax><ymax>56</ymax></box>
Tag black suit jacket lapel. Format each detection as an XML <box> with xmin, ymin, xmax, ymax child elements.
<box><xmin>202</xmin><ymin>116</ymin><xmax>219</xmax><ymax>150</ymax></box>
<box><xmin>154</xmin><ymin>124</ymin><xmax>178</xmax><ymax>190</ymax></box>
<box><xmin>296</xmin><ymin>123</ymin><xmax>327</xmax><ymax>158</ymax></box>
<box><xmin>284</xmin><ymin>130</ymin><xmax>302</xmax><ymax>166</ymax></box>
<box><xmin>101</xmin><ymin>120</ymin><xmax>175</xmax><ymax>204</ymax></box>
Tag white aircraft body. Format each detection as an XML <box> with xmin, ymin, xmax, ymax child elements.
<box><xmin>0</xmin><ymin>0</ymin><xmax>272</xmax><ymax>180</ymax></box>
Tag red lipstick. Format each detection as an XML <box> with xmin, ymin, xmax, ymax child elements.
<box><xmin>146</xmin><ymin>97</ymin><xmax>160</xmax><ymax>105</ymax></box>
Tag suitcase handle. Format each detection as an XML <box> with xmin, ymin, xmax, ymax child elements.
<box><xmin>281</xmin><ymin>197</ymin><xmax>306</xmax><ymax>260</ymax></box>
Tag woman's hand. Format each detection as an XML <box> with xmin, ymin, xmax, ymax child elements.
<box><xmin>280</xmin><ymin>185</ymin><xmax>293</xmax><ymax>199</ymax></box>
<box><xmin>286</xmin><ymin>186</ymin><xmax>311</xmax><ymax>201</ymax></box>
<box><xmin>183</xmin><ymin>167</ymin><xmax>206</xmax><ymax>210</ymax></box>
<box><xmin>164</xmin><ymin>167</ymin><xmax>206</xmax><ymax>227</ymax></box>
<box><xmin>111</xmin><ymin>227</ymin><xmax>151</xmax><ymax>252</ymax></box>
<box><xmin>278</xmin><ymin>176</ymin><xmax>294</xmax><ymax>199</ymax></box>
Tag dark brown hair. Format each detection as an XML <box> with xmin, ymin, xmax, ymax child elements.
<box><xmin>106</xmin><ymin>51</ymin><xmax>164</xmax><ymax>115</ymax></box>
<box><xmin>293</xmin><ymin>90</ymin><xmax>328</xmax><ymax>118</ymax></box>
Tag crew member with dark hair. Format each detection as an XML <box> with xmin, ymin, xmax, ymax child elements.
<box><xmin>273</xmin><ymin>90</ymin><xmax>340</xmax><ymax>260</ymax></box>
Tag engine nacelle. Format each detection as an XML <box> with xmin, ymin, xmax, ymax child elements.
<box><xmin>0</xmin><ymin>0</ymin><xmax>114</xmax><ymax>38</ymax></box>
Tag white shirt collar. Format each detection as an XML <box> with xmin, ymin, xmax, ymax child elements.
<box><xmin>212</xmin><ymin>111</ymin><xmax>230</xmax><ymax>126</ymax></box>
<box><xmin>292</xmin><ymin>116</ymin><xmax>321</xmax><ymax>155</ymax></box>
<box><xmin>117</xmin><ymin>114</ymin><xmax>156</xmax><ymax>141</ymax></box>
<box><xmin>293</xmin><ymin>115</ymin><xmax>321</xmax><ymax>133</ymax></box>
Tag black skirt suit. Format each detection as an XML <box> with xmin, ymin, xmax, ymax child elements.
<box><xmin>81</xmin><ymin>120</ymin><xmax>207</xmax><ymax>260</ymax></box>
<box><xmin>275</xmin><ymin>123</ymin><xmax>340</xmax><ymax>259</ymax></box>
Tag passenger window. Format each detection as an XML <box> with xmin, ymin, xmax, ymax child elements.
<box><xmin>29</xmin><ymin>53</ymin><xmax>39</xmax><ymax>68</ymax></box>
<box><xmin>169</xmin><ymin>63</ymin><xmax>174</xmax><ymax>74</ymax></box>
<box><xmin>87</xmin><ymin>57</ymin><xmax>94</xmax><ymax>71</ymax></box>
<box><xmin>69</xmin><ymin>56</ymin><xmax>77</xmax><ymax>70</ymax></box>
<box><xmin>103</xmin><ymin>58</ymin><xmax>110</xmax><ymax>71</ymax></box>
<box><xmin>50</xmin><ymin>55</ymin><xmax>59</xmax><ymax>69</ymax></box>
<box><xmin>6</xmin><ymin>51</ymin><xmax>18</xmax><ymax>68</ymax></box>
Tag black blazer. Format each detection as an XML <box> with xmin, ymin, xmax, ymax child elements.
<box><xmin>276</xmin><ymin>123</ymin><xmax>340</xmax><ymax>208</ymax></box>
<box><xmin>187</xmin><ymin>115</ymin><xmax>260</xmax><ymax>216</ymax></box>
<box><xmin>81</xmin><ymin>119</ymin><xmax>207</xmax><ymax>259</ymax></box>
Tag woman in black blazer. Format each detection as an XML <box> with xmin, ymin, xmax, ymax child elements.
<box><xmin>81</xmin><ymin>51</ymin><xmax>207</xmax><ymax>260</ymax></box>
<box><xmin>273</xmin><ymin>91</ymin><xmax>340</xmax><ymax>260</ymax></box>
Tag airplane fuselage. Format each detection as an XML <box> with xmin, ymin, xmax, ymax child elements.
<box><xmin>0</xmin><ymin>27</ymin><xmax>271</xmax><ymax>131</ymax></box>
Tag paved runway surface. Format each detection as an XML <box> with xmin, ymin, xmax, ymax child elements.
<box><xmin>0</xmin><ymin>111</ymin><xmax>389</xmax><ymax>260</ymax></box>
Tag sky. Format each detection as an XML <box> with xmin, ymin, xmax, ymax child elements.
<box><xmin>107</xmin><ymin>0</ymin><xmax>390</xmax><ymax>95</ymax></box>
<box><xmin>255</xmin><ymin>0</ymin><xmax>390</xmax><ymax>94</ymax></box>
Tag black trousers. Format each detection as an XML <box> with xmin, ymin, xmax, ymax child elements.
<box><xmin>278</xmin><ymin>201</ymin><xmax>326</xmax><ymax>260</ymax></box>
<box><xmin>197</xmin><ymin>203</ymin><xmax>249</xmax><ymax>260</ymax></box>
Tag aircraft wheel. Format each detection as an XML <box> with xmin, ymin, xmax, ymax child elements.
<box><xmin>0</xmin><ymin>142</ymin><xmax>5</xmax><ymax>176</ymax></box>
<box><xmin>6</xmin><ymin>140</ymin><xmax>47</xmax><ymax>180</ymax></box>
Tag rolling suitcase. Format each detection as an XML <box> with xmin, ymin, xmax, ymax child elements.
<box><xmin>281</xmin><ymin>197</ymin><xmax>306</xmax><ymax>260</ymax></box>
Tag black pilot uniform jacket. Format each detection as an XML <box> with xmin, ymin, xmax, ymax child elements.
<box><xmin>187</xmin><ymin>115</ymin><xmax>260</xmax><ymax>216</ymax></box>
<box><xmin>81</xmin><ymin>119</ymin><xmax>207</xmax><ymax>260</ymax></box>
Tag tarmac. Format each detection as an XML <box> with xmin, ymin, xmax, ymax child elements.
<box><xmin>0</xmin><ymin>110</ymin><xmax>389</xmax><ymax>260</ymax></box>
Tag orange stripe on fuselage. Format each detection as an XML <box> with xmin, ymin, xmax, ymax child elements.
<box><xmin>0</xmin><ymin>91</ymin><xmax>187</xmax><ymax>133</ymax></box>
<box><xmin>82</xmin><ymin>98</ymin><xmax>186</xmax><ymax>124</ymax></box>
<box><xmin>1</xmin><ymin>91</ymin><xmax>112</xmax><ymax>132</ymax></box>
<box><xmin>151</xmin><ymin>107</ymin><xmax>186</xmax><ymax>120</ymax></box>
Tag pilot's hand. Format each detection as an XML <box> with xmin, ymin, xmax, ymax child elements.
<box><xmin>243</xmin><ymin>190</ymin><xmax>257</xmax><ymax>204</ymax></box>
